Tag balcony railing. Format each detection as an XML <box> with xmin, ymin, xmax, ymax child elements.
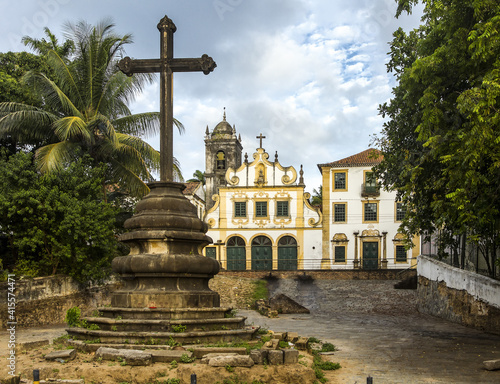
<box><xmin>361</xmin><ymin>182</ymin><xmax>380</xmax><ymax>197</ymax></box>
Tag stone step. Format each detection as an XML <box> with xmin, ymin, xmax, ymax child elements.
<box><xmin>98</xmin><ymin>306</ymin><xmax>233</xmax><ymax>320</ymax></box>
<box><xmin>66</xmin><ymin>325</ymin><xmax>259</xmax><ymax>345</ymax></box>
<box><xmin>82</xmin><ymin>316</ymin><xmax>247</xmax><ymax>332</ymax></box>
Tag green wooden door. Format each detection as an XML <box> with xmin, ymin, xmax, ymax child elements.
<box><xmin>205</xmin><ymin>247</ymin><xmax>216</xmax><ymax>260</ymax></box>
<box><xmin>251</xmin><ymin>236</ymin><xmax>272</xmax><ymax>270</ymax></box>
<box><xmin>226</xmin><ymin>236</ymin><xmax>246</xmax><ymax>270</ymax></box>
<box><xmin>362</xmin><ymin>242</ymin><xmax>379</xmax><ymax>270</ymax></box>
<box><xmin>278</xmin><ymin>236</ymin><xmax>297</xmax><ymax>270</ymax></box>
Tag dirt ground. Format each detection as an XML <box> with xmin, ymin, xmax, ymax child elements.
<box><xmin>3</xmin><ymin>342</ymin><xmax>322</xmax><ymax>384</ymax></box>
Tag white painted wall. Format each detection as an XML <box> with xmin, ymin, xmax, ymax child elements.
<box><xmin>418</xmin><ymin>255</ymin><xmax>500</xmax><ymax>308</ymax></box>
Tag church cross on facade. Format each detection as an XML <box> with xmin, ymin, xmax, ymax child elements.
<box><xmin>256</xmin><ymin>133</ymin><xmax>266</xmax><ymax>148</ymax></box>
<box><xmin>117</xmin><ymin>15</ymin><xmax>216</xmax><ymax>182</ymax></box>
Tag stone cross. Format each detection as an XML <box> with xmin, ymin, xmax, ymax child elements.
<box><xmin>117</xmin><ymin>15</ymin><xmax>216</xmax><ymax>182</ymax></box>
<box><xmin>256</xmin><ymin>133</ymin><xmax>266</xmax><ymax>148</ymax></box>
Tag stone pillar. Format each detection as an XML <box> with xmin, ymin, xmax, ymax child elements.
<box><xmin>353</xmin><ymin>231</ymin><xmax>360</xmax><ymax>269</ymax></box>
<box><xmin>382</xmin><ymin>231</ymin><xmax>388</xmax><ymax>269</ymax></box>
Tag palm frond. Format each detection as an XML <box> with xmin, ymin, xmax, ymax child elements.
<box><xmin>35</xmin><ymin>141</ymin><xmax>80</xmax><ymax>173</ymax></box>
<box><xmin>113</xmin><ymin>112</ymin><xmax>160</xmax><ymax>136</ymax></box>
<box><xmin>53</xmin><ymin>116</ymin><xmax>92</xmax><ymax>143</ymax></box>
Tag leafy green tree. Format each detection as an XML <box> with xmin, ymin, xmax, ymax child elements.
<box><xmin>310</xmin><ymin>186</ymin><xmax>323</xmax><ymax>209</ymax></box>
<box><xmin>0</xmin><ymin>19</ymin><xmax>184</xmax><ymax>197</ymax></box>
<box><xmin>375</xmin><ymin>0</ymin><xmax>500</xmax><ymax>276</ymax></box>
<box><xmin>0</xmin><ymin>151</ymin><xmax>122</xmax><ymax>283</ymax></box>
<box><xmin>187</xmin><ymin>169</ymin><xmax>206</xmax><ymax>185</ymax></box>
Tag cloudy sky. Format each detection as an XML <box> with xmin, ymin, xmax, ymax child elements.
<box><xmin>0</xmin><ymin>0</ymin><xmax>423</xmax><ymax>192</ymax></box>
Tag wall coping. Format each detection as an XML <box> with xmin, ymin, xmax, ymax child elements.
<box><xmin>417</xmin><ymin>255</ymin><xmax>500</xmax><ymax>309</ymax></box>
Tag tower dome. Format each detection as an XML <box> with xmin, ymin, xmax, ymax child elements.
<box><xmin>211</xmin><ymin>108</ymin><xmax>233</xmax><ymax>138</ymax></box>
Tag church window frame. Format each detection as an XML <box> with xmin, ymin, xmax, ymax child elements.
<box><xmin>363</xmin><ymin>201</ymin><xmax>379</xmax><ymax>223</ymax></box>
<box><xmin>334</xmin><ymin>245</ymin><xmax>346</xmax><ymax>263</ymax></box>
<box><xmin>395</xmin><ymin>245</ymin><xmax>408</xmax><ymax>263</ymax></box>
<box><xmin>276</xmin><ymin>201</ymin><xmax>289</xmax><ymax>217</ymax></box>
<box><xmin>234</xmin><ymin>201</ymin><xmax>247</xmax><ymax>218</ymax></box>
<box><xmin>333</xmin><ymin>170</ymin><xmax>348</xmax><ymax>191</ymax></box>
<box><xmin>255</xmin><ymin>201</ymin><xmax>268</xmax><ymax>218</ymax></box>
<box><xmin>333</xmin><ymin>202</ymin><xmax>347</xmax><ymax>223</ymax></box>
<box><xmin>395</xmin><ymin>202</ymin><xmax>406</xmax><ymax>222</ymax></box>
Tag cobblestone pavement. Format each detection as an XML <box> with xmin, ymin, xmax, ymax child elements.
<box><xmin>241</xmin><ymin>279</ymin><xmax>500</xmax><ymax>384</ymax></box>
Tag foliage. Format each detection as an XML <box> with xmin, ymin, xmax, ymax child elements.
<box><xmin>0</xmin><ymin>19</ymin><xmax>185</xmax><ymax>197</ymax></box>
<box><xmin>65</xmin><ymin>306</ymin><xmax>81</xmax><ymax>327</ymax></box>
<box><xmin>320</xmin><ymin>343</ymin><xmax>336</xmax><ymax>352</ymax></box>
<box><xmin>186</xmin><ymin>169</ymin><xmax>205</xmax><ymax>185</ymax></box>
<box><xmin>171</xmin><ymin>324</ymin><xmax>186</xmax><ymax>333</ymax></box>
<box><xmin>374</xmin><ymin>0</ymin><xmax>500</xmax><ymax>277</ymax></box>
<box><xmin>179</xmin><ymin>353</ymin><xmax>195</xmax><ymax>363</ymax></box>
<box><xmin>251</xmin><ymin>280</ymin><xmax>268</xmax><ymax>303</ymax></box>
<box><xmin>0</xmin><ymin>151</ymin><xmax>121</xmax><ymax>283</ymax></box>
<box><xmin>310</xmin><ymin>186</ymin><xmax>323</xmax><ymax>208</ymax></box>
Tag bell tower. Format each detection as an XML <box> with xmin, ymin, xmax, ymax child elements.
<box><xmin>205</xmin><ymin>109</ymin><xmax>243</xmax><ymax>210</ymax></box>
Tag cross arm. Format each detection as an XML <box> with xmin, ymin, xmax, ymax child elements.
<box><xmin>117</xmin><ymin>54</ymin><xmax>217</xmax><ymax>76</ymax></box>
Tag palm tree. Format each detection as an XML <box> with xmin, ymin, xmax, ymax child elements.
<box><xmin>187</xmin><ymin>169</ymin><xmax>206</xmax><ymax>185</ymax></box>
<box><xmin>0</xmin><ymin>19</ymin><xmax>184</xmax><ymax>197</ymax></box>
<box><xmin>22</xmin><ymin>27</ymin><xmax>75</xmax><ymax>59</ymax></box>
<box><xmin>310</xmin><ymin>186</ymin><xmax>323</xmax><ymax>209</ymax></box>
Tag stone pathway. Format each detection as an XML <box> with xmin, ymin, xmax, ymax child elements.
<box><xmin>241</xmin><ymin>279</ymin><xmax>500</xmax><ymax>383</ymax></box>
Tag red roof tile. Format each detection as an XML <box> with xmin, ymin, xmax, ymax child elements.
<box><xmin>183</xmin><ymin>181</ymin><xmax>202</xmax><ymax>195</ymax></box>
<box><xmin>318</xmin><ymin>149</ymin><xmax>383</xmax><ymax>169</ymax></box>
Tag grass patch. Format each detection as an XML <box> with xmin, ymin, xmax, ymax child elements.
<box><xmin>251</xmin><ymin>280</ymin><xmax>268</xmax><ymax>303</ymax></box>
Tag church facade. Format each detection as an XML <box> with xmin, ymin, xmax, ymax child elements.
<box><xmin>203</xmin><ymin>114</ymin><xmax>323</xmax><ymax>270</ymax></box>
<box><xmin>200</xmin><ymin>114</ymin><xmax>418</xmax><ymax>271</ymax></box>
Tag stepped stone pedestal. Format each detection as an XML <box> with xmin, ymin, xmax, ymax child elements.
<box><xmin>67</xmin><ymin>182</ymin><xmax>257</xmax><ymax>346</ymax></box>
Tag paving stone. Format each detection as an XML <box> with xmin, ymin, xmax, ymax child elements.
<box><xmin>249</xmin><ymin>349</ymin><xmax>269</xmax><ymax>364</ymax></box>
<box><xmin>262</xmin><ymin>338</ymin><xmax>280</xmax><ymax>350</ymax></box>
<box><xmin>200</xmin><ymin>353</ymin><xmax>238</xmax><ymax>364</ymax></box>
<box><xmin>191</xmin><ymin>347</ymin><xmax>247</xmax><ymax>358</ymax></box>
<box><xmin>286</xmin><ymin>332</ymin><xmax>299</xmax><ymax>343</ymax></box>
<box><xmin>294</xmin><ymin>337</ymin><xmax>309</xmax><ymax>350</ymax></box>
<box><xmin>95</xmin><ymin>347</ymin><xmax>152</xmax><ymax>366</ymax></box>
<box><xmin>268</xmin><ymin>350</ymin><xmax>284</xmax><ymax>365</ymax></box>
<box><xmin>18</xmin><ymin>340</ymin><xmax>50</xmax><ymax>351</ymax></box>
<box><xmin>207</xmin><ymin>354</ymin><xmax>254</xmax><ymax>367</ymax></box>
<box><xmin>283</xmin><ymin>349</ymin><xmax>299</xmax><ymax>364</ymax></box>
<box><xmin>44</xmin><ymin>349</ymin><xmax>77</xmax><ymax>361</ymax></box>
<box><xmin>144</xmin><ymin>349</ymin><xmax>191</xmax><ymax>363</ymax></box>
<box><xmin>483</xmin><ymin>359</ymin><xmax>500</xmax><ymax>371</ymax></box>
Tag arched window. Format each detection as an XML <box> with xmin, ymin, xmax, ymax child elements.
<box><xmin>216</xmin><ymin>151</ymin><xmax>226</xmax><ymax>169</ymax></box>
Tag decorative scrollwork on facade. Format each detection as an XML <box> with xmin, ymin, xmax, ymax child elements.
<box><xmin>361</xmin><ymin>228</ymin><xmax>380</xmax><ymax>237</ymax></box>
<box><xmin>207</xmin><ymin>218</ymin><xmax>216</xmax><ymax>228</ymax></box>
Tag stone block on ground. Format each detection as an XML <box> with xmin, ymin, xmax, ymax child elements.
<box><xmin>191</xmin><ymin>347</ymin><xmax>247</xmax><ymax>359</ymax></box>
<box><xmin>144</xmin><ymin>349</ymin><xmax>191</xmax><ymax>363</ymax></box>
<box><xmin>207</xmin><ymin>354</ymin><xmax>254</xmax><ymax>367</ymax></box>
<box><xmin>483</xmin><ymin>359</ymin><xmax>500</xmax><ymax>371</ymax></box>
<box><xmin>262</xmin><ymin>338</ymin><xmax>280</xmax><ymax>350</ymax></box>
<box><xmin>1</xmin><ymin>375</ymin><xmax>20</xmax><ymax>384</ymax></box>
<box><xmin>122</xmin><ymin>350</ymin><xmax>152</xmax><ymax>366</ymax></box>
<box><xmin>40</xmin><ymin>380</ymin><xmax>84</xmax><ymax>384</ymax></box>
<box><xmin>18</xmin><ymin>340</ymin><xmax>50</xmax><ymax>351</ymax></box>
<box><xmin>249</xmin><ymin>349</ymin><xmax>269</xmax><ymax>364</ymax></box>
<box><xmin>95</xmin><ymin>347</ymin><xmax>152</xmax><ymax>366</ymax></box>
<box><xmin>295</xmin><ymin>337</ymin><xmax>309</xmax><ymax>350</ymax></box>
<box><xmin>200</xmin><ymin>353</ymin><xmax>238</xmax><ymax>364</ymax></box>
<box><xmin>286</xmin><ymin>332</ymin><xmax>299</xmax><ymax>343</ymax></box>
<box><xmin>44</xmin><ymin>349</ymin><xmax>77</xmax><ymax>361</ymax></box>
<box><xmin>268</xmin><ymin>350</ymin><xmax>284</xmax><ymax>365</ymax></box>
<box><xmin>283</xmin><ymin>349</ymin><xmax>299</xmax><ymax>364</ymax></box>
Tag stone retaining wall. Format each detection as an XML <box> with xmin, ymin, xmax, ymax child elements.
<box><xmin>219</xmin><ymin>269</ymin><xmax>416</xmax><ymax>280</ymax></box>
<box><xmin>0</xmin><ymin>275</ymin><xmax>119</xmax><ymax>328</ymax></box>
<box><xmin>417</xmin><ymin>255</ymin><xmax>500</xmax><ymax>335</ymax></box>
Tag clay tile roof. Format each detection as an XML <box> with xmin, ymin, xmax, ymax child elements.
<box><xmin>317</xmin><ymin>149</ymin><xmax>383</xmax><ymax>170</ymax></box>
<box><xmin>182</xmin><ymin>181</ymin><xmax>201</xmax><ymax>195</ymax></box>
